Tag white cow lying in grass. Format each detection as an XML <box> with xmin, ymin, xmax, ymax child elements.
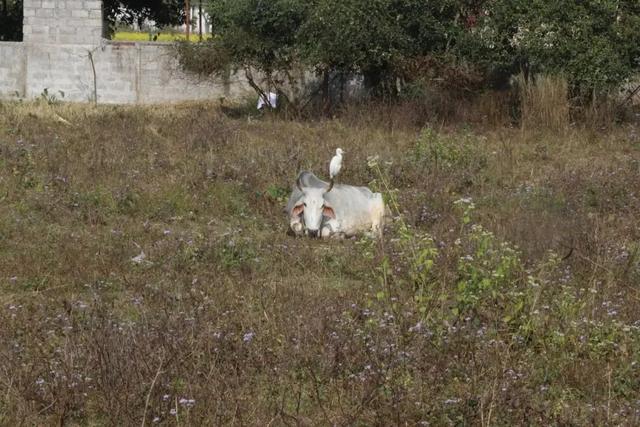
<box><xmin>286</xmin><ymin>171</ymin><xmax>385</xmax><ymax>238</ymax></box>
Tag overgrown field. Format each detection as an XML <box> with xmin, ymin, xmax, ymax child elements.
<box><xmin>0</xmin><ymin>101</ymin><xmax>639</xmax><ymax>425</ymax></box>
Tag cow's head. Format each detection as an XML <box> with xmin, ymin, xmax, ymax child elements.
<box><xmin>291</xmin><ymin>176</ymin><xmax>336</xmax><ymax>237</ymax></box>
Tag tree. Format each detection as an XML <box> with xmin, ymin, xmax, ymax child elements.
<box><xmin>178</xmin><ymin>0</ymin><xmax>461</xmax><ymax>111</ymax></box>
<box><xmin>178</xmin><ymin>0</ymin><xmax>306</xmax><ymax>107</ymax></box>
<box><xmin>1</xmin><ymin>0</ymin><xmax>188</xmax><ymax>41</ymax></box>
<box><xmin>177</xmin><ymin>0</ymin><xmax>640</xmax><ymax>110</ymax></box>
<box><xmin>454</xmin><ymin>0</ymin><xmax>640</xmax><ymax>97</ymax></box>
<box><xmin>297</xmin><ymin>0</ymin><xmax>407</xmax><ymax>103</ymax></box>
<box><xmin>103</xmin><ymin>0</ymin><xmax>186</xmax><ymax>36</ymax></box>
<box><xmin>0</xmin><ymin>0</ymin><xmax>22</xmax><ymax>41</ymax></box>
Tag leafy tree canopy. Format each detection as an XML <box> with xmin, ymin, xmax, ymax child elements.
<box><xmin>103</xmin><ymin>0</ymin><xmax>186</xmax><ymax>34</ymax></box>
<box><xmin>178</xmin><ymin>0</ymin><xmax>465</xmax><ymax>104</ymax></box>
<box><xmin>0</xmin><ymin>0</ymin><xmax>23</xmax><ymax>41</ymax></box>
<box><xmin>208</xmin><ymin>0</ymin><xmax>304</xmax><ymax>74</ymax></box>
<box><xmin>456</xmin><ymin>0</ymin><xmax>640</xmax><ymax>95</ymax></box>
<box><xmin>0</xmin><ymin>0</ymin><xmax>188</xmax><ymax>40</ymax></box>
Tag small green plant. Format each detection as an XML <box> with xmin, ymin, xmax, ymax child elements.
<box><xmin>454</xmin><ymin>223</ymin><xmax>523</xmax><ymax>321</ymax></box>
<box><xmin>262</xmin><ymin>184</ymin><xmax>289</xmax><ymax>203</ymax></box>
<box><xmin>70</xmin><ymin>188</ymin><xmax>117</xmax><ymax>225</ymax></box>
<box><xmin>218</xmin><ymin>238</ymin><xmax>257</xmax><ymax>271</ymax></box>
<box><xmin>412</xmin><ymin>127</ymin><xmax>487</xmax><ymax>173</ymax></box>
<box><xmin>452</xmin><ymin>197</ymin><xmax>524</xmax><ymax>324</ymax></box>
<box><xmin>367</xmin><ymin>154</ymin><xmax>439</xmax><ymax>315</ymax></box>
<box><xmin>115</xmin><ymin>188</ymin><xmax>140</xmax><ymax>215</ymax></box>
<box><xmin>10</xmin><ymin>145</ymin><xmax>38</xmax><ymax>189</ymax></box>
<box><xmin>453</xmin><ymin>197</ymin><xmax>475</xmax><ymax>227</ymax></box>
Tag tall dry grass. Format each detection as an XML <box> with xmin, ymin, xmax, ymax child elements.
<box><xmin>516</xmin><ymin>73</ymin><xmax>571</xmax><ymax>132</ymax></box>
<box><xmin>0</xmin><ymin>99</ymin><xmax>639</xmax><ymax>425</ymax></box>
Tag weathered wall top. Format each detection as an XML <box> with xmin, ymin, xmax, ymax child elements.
<box><xmin>23</xmin><ymin>0</ymin><xmax>103</xmax><ymax>45</ymax></box>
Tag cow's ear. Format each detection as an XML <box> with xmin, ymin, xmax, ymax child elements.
<box><xmin>323</xmin><ymin>205</ymin><xmax>336</xmax><ymax>219</ymax></box>
<box><xmin>292</xmin><ymin>203</ymin><xmax>304</xmax><ymax>217</ymax></box>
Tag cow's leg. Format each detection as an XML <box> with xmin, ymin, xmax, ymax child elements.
<box><xmin>290</xmin><ymin>218</ymin><xmax>305</xmax><ymax>236</ymax></box>
<box><xmin>321</xmin><ymin>225</ymin><xmax>332</xmax><ymax>238</ymax></box>
<box><xmin>321</xmin><ymin>218</ymin><xmax>340</xmax><ymax>238</ymax></box>
<box><xmin>371</xmin><ymin>218</ymin><xmax>384</xmax><ymax>237</ymax></box>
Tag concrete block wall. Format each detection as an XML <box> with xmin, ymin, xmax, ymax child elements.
<box><xmin>3</xmin><ymin>41</ymin><xmax>252</xmax><ymax>104</ymax></box>
<box><xmin>137</xmin><ymin>43</ymin><xmax>241</xmax><ymax>103</ymax></box>
<box><xmin>23</xmin><ymin>0</ymin><xmax>103</xmax><ymax>45</ymax></box>
<box><xmin>25</xmin><ymin>43</ymin><xmax>103</xmax><ymax>101</ymax></box>
<box><xmin>92</xmin><ymin>43</ymin><xmax>138</xmax><ymax>103</ymax></box>
<box><xmin>0</xmin><ymin>0</ymin><xmax>256</xmax><ymax>104</ymax></box>
<box><xmin>0</xmin><ymin>43</ymin><xmax>26</xmax><ymax>97</ymax></box>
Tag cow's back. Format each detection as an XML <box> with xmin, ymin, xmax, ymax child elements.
<box><xmin>286</xmin><ymin>171</ymin><xmax>384</xmax><ymax>236</ymax></box>
<box><xmin>325</xmin><ymin>183</ymin><xmax>382</xmax><ymax>235</ymax></box>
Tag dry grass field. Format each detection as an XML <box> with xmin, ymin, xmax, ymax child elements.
<box><xmin>0</xmin><ymin>96</ymin><xmax>639</xmax><ymax>425</ymax></box>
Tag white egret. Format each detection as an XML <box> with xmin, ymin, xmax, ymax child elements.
<box><xmin>329</xmin><ymin>148</ymin><xmax>345</xmax><ymax>179</ymax></box>
<box><xmin>256</xmin><ymin>92</ymin><xmax>278</xmax><ymax>110</ymax></box>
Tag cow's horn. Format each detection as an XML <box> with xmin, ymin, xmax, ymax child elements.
<box><xmin>326</xmin><ymin>178</ymin><xmax>334</xmax><ymax>193</ymax></box>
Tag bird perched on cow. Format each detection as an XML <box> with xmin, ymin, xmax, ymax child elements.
<box><xmin>286</xmin><ymin>171</ymin><xmax>384</xmax><ymax>238</ymax></box>
<box><xmin>329</xmin><ymin>148</ymin><xmax>345</xmax><ymax>180</ymax></box>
